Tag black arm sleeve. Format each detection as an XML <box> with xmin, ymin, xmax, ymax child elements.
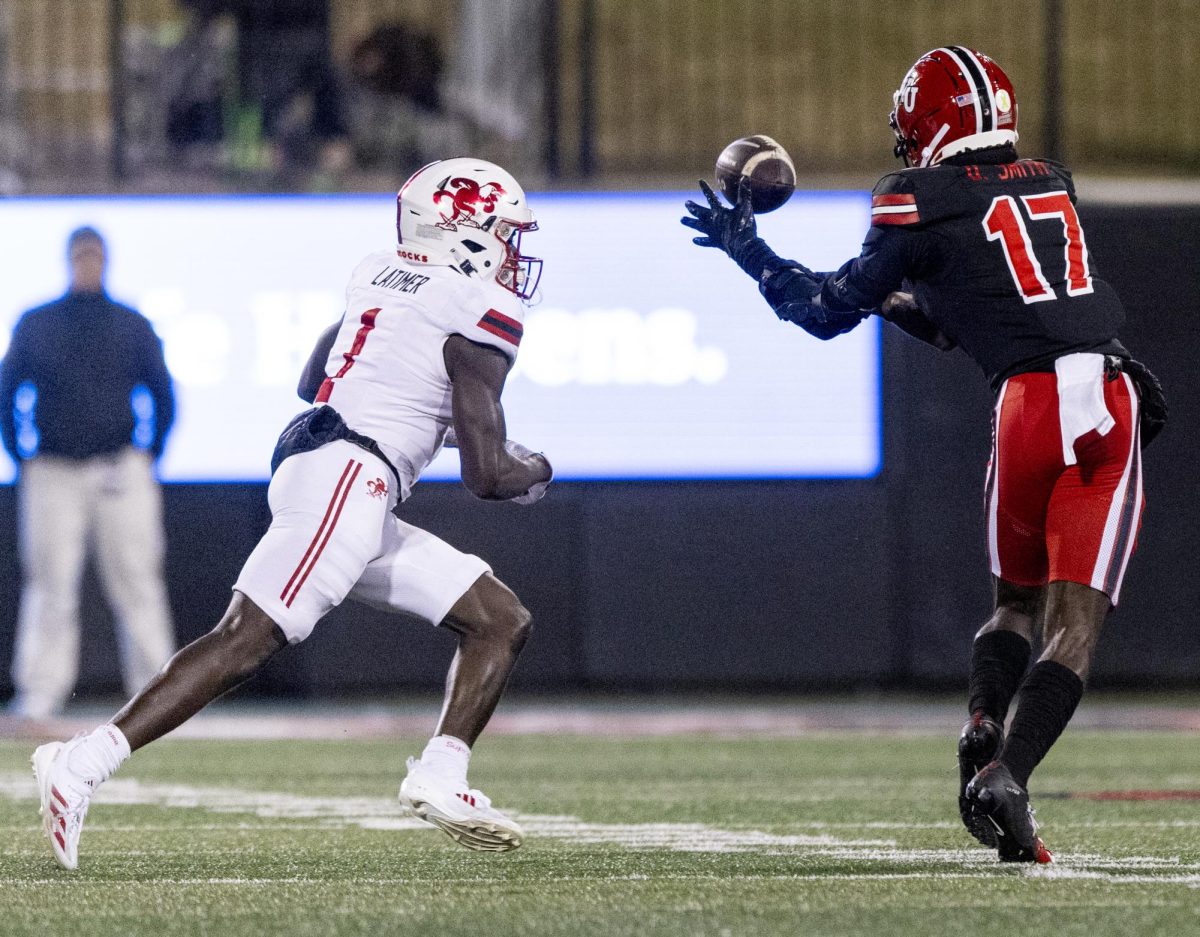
<box><xmin>758</xmin><ymin>263</ymin><xmax>871</xmax><ymax>341</ymax></box>
<box><xmin>0</xmin><ymin>316</ymin><xmax>32</xmax><ymax>460</ymax></box>
<box><xmin>755</xmin><ymin>215</ymin><xmax>927</xmax><ymax>343</ymax></box>
<box><xmin>298</xmin><ymin>319</ymin><xmax>342</xmax><ymax>403</ymax></box>
<box><xmin>819</xmin><ymin>225</ymin><xmax>926</xmax><ymax>314</ymax></box>
<box><xmin>138</xmin><ymin>322</ymin><xmax>176</xmax><ymax>459</ymax></box>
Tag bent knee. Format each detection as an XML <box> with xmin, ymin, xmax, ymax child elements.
<box><xmin>495</xmin><ymin>600</ymin><xmax>533</xmax><ymax>649</ymax></box>
<box><xmin>210</xmin><ymin>597</ymin><xmax>287</xmax><ymax>665</ymax></box>
<box><xmin>465</xmin><ymin>598</ymin><xmax>533</xmax><ymax>649</ymax></box>
<box><xmin>512</xmin><ymin>602</ymin><xmax>533</xmax><ymax>641</ymax></box>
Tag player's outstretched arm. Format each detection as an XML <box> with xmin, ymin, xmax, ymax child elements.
<box><xmin>444</xmin><ymin>334</ymin><xmax>552</xmax><ymax>501</ymax></box>
<box><xmin>683</xmin><ymin>179</ymin><xmax>868</xmax><ymax>339</ymax></box>
<box><xmin>298</xmin><ymin>319</ymin><xmax>343</xmax><ymax>403</ymax></box>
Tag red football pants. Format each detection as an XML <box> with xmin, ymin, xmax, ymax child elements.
<box><xmin>985</xmin><ymin>364</ymin><xmax>1143</xmax><ymax>604</ymax></box>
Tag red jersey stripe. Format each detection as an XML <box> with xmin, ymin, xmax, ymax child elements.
<box><xmin>873</xmin><ymin>211</ymin><xmax>921</xmax><ymax>226</ymax></box>
<box><xmin>871</xmin><ymin>193</ymin><xmax>917</xmax><ymax>207</ymax></box>
<box><xmin>483</xmin><ymin>307</ymin><xmax>523</xmax><ymax>332</ymax></box>
<box><xmin>478</xmin><ymin>319</ymin><xmax>521</xmax><ymax>346</ymax></box>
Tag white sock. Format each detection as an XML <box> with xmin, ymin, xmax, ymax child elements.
<box><xmin>67</xmin><ymin>724</ymin><xmax>132</xmax><ymax>787</ymax></box>
<box><xmin>420</xmin><ymin>735</ymin><xmax>471</xmax><ymax>780</ymax></box>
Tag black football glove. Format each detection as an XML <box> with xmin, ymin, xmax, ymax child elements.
<box><xmin>682</xmin><ymin>178</ymin><xmax>779</xmax><ymax>279</ymax></box>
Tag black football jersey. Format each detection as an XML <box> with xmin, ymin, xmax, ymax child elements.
<box><xmin>816</xmin><ymin>152</ymin><xmax>1127</xmax><ymax>388</ymax></box>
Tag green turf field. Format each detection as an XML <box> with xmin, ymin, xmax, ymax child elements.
<box><xmin>1</xmin><ymin>730</ymin><xmax>1199</xmax><ymax>936</ymax></box>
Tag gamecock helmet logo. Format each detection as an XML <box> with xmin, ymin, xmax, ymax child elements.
<box><xmin>433</xmin><ymin>178</ymin><xmax>506</xmax><ymax>230</ymax></box>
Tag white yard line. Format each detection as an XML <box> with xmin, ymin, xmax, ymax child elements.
<box><xmin>1</xmin><ymin>771</ymin><xmax>1196</xmax><ymax>882</ymax></box>
<box><xmin>3</xmin><ymin>872</ymin><xmax>1200</xmax><ymax>888</ymax></box>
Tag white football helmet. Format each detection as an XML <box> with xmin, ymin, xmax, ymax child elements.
<box><xmin>396</xmin><ymin>157</ymin><xmax>542</xmax><ymax>300</ymax></box>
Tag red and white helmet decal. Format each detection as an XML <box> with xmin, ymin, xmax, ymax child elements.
<box><xmin>433</xmin><ymin>178</ymin><xmax>507</xmax><ymax>231</ymax></box>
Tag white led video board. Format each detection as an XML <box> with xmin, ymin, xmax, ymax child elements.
<box><xmin>0</xmin><ymin>191</ymin><xmax>879</xmax><ymax>482</ymax></box>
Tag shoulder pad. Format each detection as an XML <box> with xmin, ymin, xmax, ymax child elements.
<box><xmin>872</xmin><ymin>165</ymin><xmax>978</xmax><ymax>229</ymax></box>
<box><xmin>1044</xmin><ymin>160</ymin><xmax>1076</xmax><ymax>198</ymax></box>
<box><xmin>870</xmin><ymin>170</ymin><xmax>922</xmax><ymax>228</ymax></box>
<box><xmin>447</xmin><ymin>281</ymin><xmax>526</xmax><ymax>361</ymax></box>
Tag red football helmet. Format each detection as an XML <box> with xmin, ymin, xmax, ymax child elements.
<box><xmin>889</xmin><ymin>47</ymin><xmax>1018</xmax><ymax>168</ymax></box>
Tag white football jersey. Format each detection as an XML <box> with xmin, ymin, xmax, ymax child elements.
<box><xmin>314</xmin><ymin>250</ymin><xmax>526</xmax><ymax>500</ymax></box>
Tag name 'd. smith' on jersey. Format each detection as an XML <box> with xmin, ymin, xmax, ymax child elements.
<box><xmin>370</xmin><ymin>265</ymin><xmax>431</xmax><ymax>294</ymax></box>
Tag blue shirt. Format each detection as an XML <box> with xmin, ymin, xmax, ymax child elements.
<box><xmin>0</xmin><ymin>290</ymin><xmax>175</xmax><ymax>460</ymax></box>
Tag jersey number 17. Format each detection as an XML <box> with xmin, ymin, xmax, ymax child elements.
<box><xmin>983</xmin><ymin>193</ymin><xmax>1094</xmax><ymax>304</ymax></box>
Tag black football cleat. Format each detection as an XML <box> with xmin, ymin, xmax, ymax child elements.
<box><xmin>965</xmin><ymin>761</ymin><xmax>1053</xmax><ymax>864</ymax></box>
<box><xmin>958</xmin><ymin>713</ymin><xmax>1004</xmax><ymax>847</ymax></box>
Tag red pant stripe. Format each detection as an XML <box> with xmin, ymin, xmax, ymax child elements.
<box><xmin>1094</xmin><ymin>375</ymin><xmax>1142</xmax><ymax>600</ymax></box>
<box><xmin>284</xmin><ymin>460</ymin><xmax>363</xmax><ymax>608</ymax></box>
<box><xmin>280</xmin><ymin>459</ymin><xmax>357</xmax><ymax>606</ymax></box>
<box><xmin>985</xmin><ymin>381</ymin><xmax>1009</xmax><ymax>574</ymax></box>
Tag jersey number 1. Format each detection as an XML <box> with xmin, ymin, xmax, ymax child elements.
<box><xmin>982</xmin><ymin>193</ymin><xmax>1094</xmax><ymax>304</ymax></box>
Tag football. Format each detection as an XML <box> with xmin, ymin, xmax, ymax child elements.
<box><xmin>714</xmin><ymin>135</ymin><xmax>796</xmax><ymax>213</ymax></box>
<box><xmin>710</xmin><ymin>134</ymin><xmax>796</xmax><ymax>212</ymax></box>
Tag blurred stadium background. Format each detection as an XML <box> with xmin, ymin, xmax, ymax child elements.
<box><xmin>5</xmin><ymin>0</ymin><xmax>1200</xmax><ymax>193</ymax></box>
<box><xmin>1</xmin><ymin>4</ymin><xmax>1199</xmax><ymax>934</ymax></box>
<box><xmin>0</xmin><ymin>0</ymin><xmax>1196</xmax><ymax>704</ymax></box>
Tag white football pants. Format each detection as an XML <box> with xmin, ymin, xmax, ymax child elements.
<box><xmin>10</xmin><ymin>448</ymin><xmax>175</xmax><ymax>718</ymax></box>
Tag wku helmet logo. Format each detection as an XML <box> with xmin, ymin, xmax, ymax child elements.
<box><xmin>366</xmin><ymin>478</ymin><xmax>388</xmax><ymax>499</ymax></box>
<box><xmin>433</xmin><ymin>177</ymin><xmax>506</xmax><ymax>230</ymax></box>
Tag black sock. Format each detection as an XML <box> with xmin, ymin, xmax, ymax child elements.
<box><xmin>1001</xmin><ymin>661</ymin><xmax>1085</xmax><ymax>787</ymax></box>
<box><xmin>967</xmin><ymin>630</ymin><xmax>1032</xmax><ymax>724</ymax></box>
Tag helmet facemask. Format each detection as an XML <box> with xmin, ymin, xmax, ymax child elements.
<box><xmin>889</xmin><ymin>102</ymin><xmax>917</xmax><ymax>168</ymax></box>
<box><xmin>489</xmin><ymin>217</ymin><xmax>542</xmax><ymax>301</ymax></box>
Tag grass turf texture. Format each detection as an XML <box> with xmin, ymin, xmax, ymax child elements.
<box><xmin>1</xmin><ymin>732</ymin><xmax>1198</xmax><ymax>936</ymax></box>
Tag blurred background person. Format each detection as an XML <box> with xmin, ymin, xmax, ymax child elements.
<box><xmin>174</xmin><ymin>0</ymin><xmax>351</xmax><ymax>183</ymax></box>
<box><xmin>342</xmin><ymin>18</ymin><xmax>455</xmax><ymax>173</ymax></box>
<box><xmin>441</xmin><ymin>0</ymin><xmax>551</xmax><ymax>170</ymax></box>
<box><xmin>0</xmin><ymin>226</ymin><xmax>177</xmax><ymax>721</ymax></box>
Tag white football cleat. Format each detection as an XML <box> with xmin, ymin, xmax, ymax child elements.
<box><xmin>32</xmin><ymin>737</ymin><xmax>96</xmax><ymax>871</ymax></box>
<box><xmin>399</xmin><ymin>758</ymin><xmax>524</xmax><ymax>852</ymax></box>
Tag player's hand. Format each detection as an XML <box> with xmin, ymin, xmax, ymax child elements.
<box><xmin>682</xmin><ymin>178</ymin><xmax>757</xmax><ymax>256</ymax></box>
<box><xmin>504</xmin><ymin>439</ymin><xmax>553</xmax><ymax>505</ymax></box>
